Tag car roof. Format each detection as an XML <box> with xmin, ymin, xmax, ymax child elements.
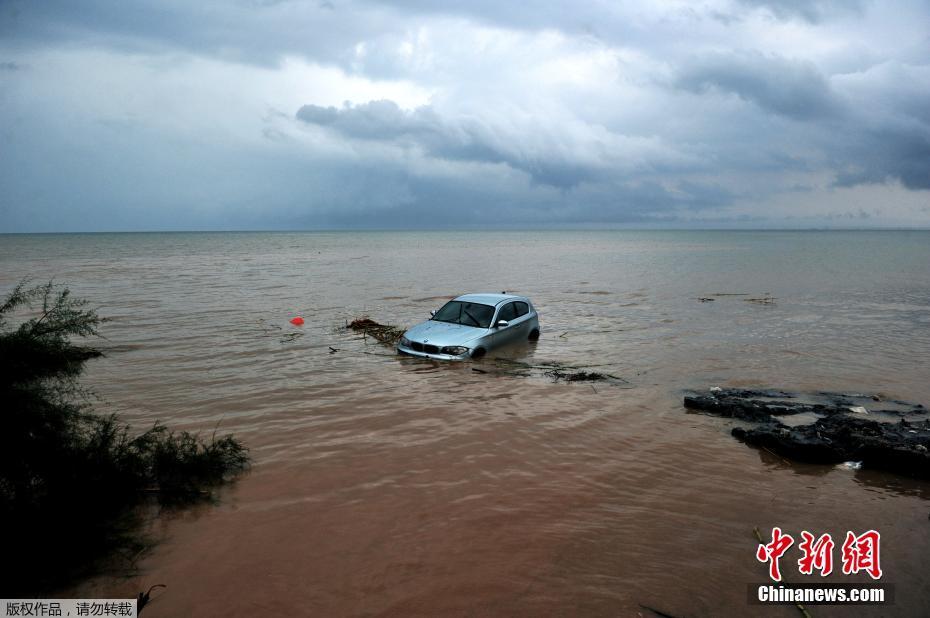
<box><xmin>453</xmin><ymin>293</ymin><xmax>529</xmax><ymax>306</ymax></box>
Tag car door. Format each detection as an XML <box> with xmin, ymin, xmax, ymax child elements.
<box><xmin>491</xmin><ymin>302</ymin><xmax>520</xmax><ymax>348</ymax></box>
<box><xmin>511</xmin><ymin>301</ymin><xmax>532</xmax><ymax>339</ymax></box>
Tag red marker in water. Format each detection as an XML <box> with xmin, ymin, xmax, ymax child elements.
<box><xmin>290</xmin><ymin>316</ymin><xmax>304</xmax><ymax>326</ymax></box>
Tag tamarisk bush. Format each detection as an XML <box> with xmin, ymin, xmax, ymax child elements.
<box><xmin>0</xmin><ymin>280</ymin><xmax>249</xmax><ymax>593</ymax></box>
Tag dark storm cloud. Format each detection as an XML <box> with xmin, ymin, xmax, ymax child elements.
<box><xmin>297</xmin><ymin>100</ymin><xmax>595</xmax><ymax>188</ymax></box>
<box><xmin>676</xmin><ymin>52</ymin><xmax>840</xmax><ymax>120</ymax></box>
<box><xmin>0</xmin><ymin>0</ymin><xmax>382</xmax><ymax>67</ymax></box>
<box><xmin>1</xmin><ymin>0</ymin><xmax>928</xmax><ymax>231</ymax></box>
<box><xmin>834</xmin><ymin>128</ymin><xmax>930</xmax><ymax>190</ymax></box>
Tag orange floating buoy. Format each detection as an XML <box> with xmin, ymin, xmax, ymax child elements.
<box><xmin>290</xmin><ymin>316</ymin><xmax>304</xmax><ymax>326</ymax></box>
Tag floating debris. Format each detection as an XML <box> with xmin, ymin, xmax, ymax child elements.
<box><xmin>257</xmin><ymin>319</ymin><xmax>282</xmax><ymax>334</ymax></box>
<box><xmin>695</xmin><ymin>293</ymin><xmax>775</xmax><ymax>304</ymax></box>
<box><xmin>346</xmin><ymin>317</ymin><xmax>405</xmax><ymax>345</ymax></box>
<box><xmin>494</xmin><ymin>359</ymin><xmax>630</xmax><ymax>385</ymax></box>
<box><xmin>545</xmin><ymin>369</ymin><xmax>609</xmax><ymax>382</ymax></box>
<box><xmin>744</xmin><ymin>296</ymin><xmax>777</xmax><ymax>305</ymax></box>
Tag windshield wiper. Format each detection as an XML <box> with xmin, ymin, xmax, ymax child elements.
<box><xmin>462</xmin><ymin>309</ymin><xmax>481</xmax><ymax>327</ymax></box>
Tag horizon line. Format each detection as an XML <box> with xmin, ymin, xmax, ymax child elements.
<box><xmin>2</xmin><ymin>227</ymin><xmax>930</xmax><ymax>235</ymax></box>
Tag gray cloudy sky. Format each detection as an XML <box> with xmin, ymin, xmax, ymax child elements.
<box><xmin>1</xmin><ymin>0</ymin><xmax>928</xmax><ymax>231</ymax></box>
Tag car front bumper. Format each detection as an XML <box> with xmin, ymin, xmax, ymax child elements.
<box><xmin>396</xmin><ymin>344</ymin><xmax>471</xmax><ymax>361</ymax></box>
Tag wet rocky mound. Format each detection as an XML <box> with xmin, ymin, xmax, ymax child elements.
<box><xmin>684</xmin><ymin>388</ymin><xmax>930</xmax><ymax>479</ymax></box>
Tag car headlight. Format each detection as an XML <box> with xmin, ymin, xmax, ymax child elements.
<box><xmin>441</xmin><ymin>346</ymin><xmax>469</xmax><ymax>355</ymax></box>
<box><xmin>399</xmin><ymin>336</ymin><xmax>412</xmax><ymax>347</ymax></box>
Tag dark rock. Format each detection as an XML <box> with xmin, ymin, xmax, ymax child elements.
<box><xmin>683</xmin><ymin>391</ymin><xmax>837</xmax><ymax>422</ymax></box>
<box><xmin>684</xmin><ymin>388</ymin><xmax>930</xmax><ymax>479</ymax></box>
<box><xmin>732</xmin><ymin>417</ymin><xmax>930</xmax><ymax>478</ymax></box>
<box><xmin>684</xmin><ymin>388</ymin><xmax>926</xmax><ymax>421</ymax></box>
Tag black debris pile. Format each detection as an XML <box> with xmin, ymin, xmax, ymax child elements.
<box><xmin>491</xmin><ymin>359</ymin><xmax>631</xmax><ymax>386</ymax></box>
<box><xmin>684</xmin><ymin>388</ymin><xmax>929</xmax><ymax>478</ymax></box>
<box><xmin>545</xmin><ymin>369</ymin><xmax>609</xmax><ymax>382</ymax></box>
<box><xmin>347</xmin><ymin>317</ymin><xmax>405</xmax><ymax>345</ymax></box>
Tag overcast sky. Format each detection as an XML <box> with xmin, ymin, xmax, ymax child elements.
<box><xmin>1</xmin><ymin>0</ymin><xmax>928</xmax><ymax>231</ymax></box>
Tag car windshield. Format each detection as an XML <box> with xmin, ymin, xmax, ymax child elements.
<box><xmin>431</xmin><ymin>301</ymin><xmax>495</xmax><ymax>328</ymax></box>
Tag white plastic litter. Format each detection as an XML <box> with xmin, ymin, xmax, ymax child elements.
<box><xmin>841</xmin><ymin>461</ymin><xmax>863</xmax><ymax>470</ymax></box>
<box><xmin>710</xmin><ymin>386</ymin><xmax>722</xmax><ymax>393</ymax></box>
<box><xmin>848</xmin><ymin>406</ymin><xmax>869</xmax><ymax>415</ymax></box>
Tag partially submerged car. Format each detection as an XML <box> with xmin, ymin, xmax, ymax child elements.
<box><xmin>397</xmin><ymin>293</ymin><xmax>540</xmax><ymax>360</ymax></box>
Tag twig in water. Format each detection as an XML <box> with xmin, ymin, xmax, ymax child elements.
<box><xmin>138</xmin><ymin>584</ymin><xmax>166</xmax><ymax>615</ymax></box>
<box><xmin>745</xmin><ymin>297</ymin><xmax>777</xmax><ymax>305</ymax></box>
<box><xmin>639</xmin><ymin>604</ymin><xmax>680</xmax><ymax>618</ymax></box>
<box><xmin>761</xmin><ymin>446</ymin><xmax>791</xmax><ymax>465</ymax></box>
<box><xmin>752</xmin><ymin>527</ymin><xmax>813</xmax><ymax>618</ymax></box>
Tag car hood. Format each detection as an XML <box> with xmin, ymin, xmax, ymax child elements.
<box><xmin>403</xmin><ymin>320</ymin><xmax>488</xmax><ymax>347</ymax></box>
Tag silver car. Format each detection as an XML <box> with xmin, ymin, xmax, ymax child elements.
<box><xmin>397</xmin><ymin>293</ymin><xmax>540</xmax><ymax>360</ymax></box>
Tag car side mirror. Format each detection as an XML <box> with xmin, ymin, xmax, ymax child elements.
<box><xmin>496</xmin><ymin>320</ymin><xmax>509</xmax><ymax>328</ymax></box>
<box><xmin>430</xmin><ymin>310</ymin><xmax>436</xmax><ymax>317</ymax></box>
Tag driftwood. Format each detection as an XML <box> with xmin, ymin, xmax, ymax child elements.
<box><xmin>545</xmin><ymin>369</ymin><xmax>609</xmax><ymax>382</ymax></box>
<box><xmin>346</xmin><ymin>317</ymin><xmax>405</xmax><ymax>345</ymax></box>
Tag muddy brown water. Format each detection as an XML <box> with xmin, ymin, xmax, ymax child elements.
<box><xmin>2</xmin><ymin>230</ymin><xmax>929</xmax><ymax>616</ymax></box>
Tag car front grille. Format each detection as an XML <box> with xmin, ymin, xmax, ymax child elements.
<box><xmin>410</xmin><ymin>341</ymin><xmax>440</xmax><ymax>354</ymax></box>
<box><xmin>424</xmin><ymin>344</ymin><xmax>439</xmax><ymax>354</ymax></box>
<box><xmin>411</xmin><ymin>341</ymin><xmax>423</xmax><ymax>352</ymax></box>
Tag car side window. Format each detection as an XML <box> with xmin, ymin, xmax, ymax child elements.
<box><xmin>497</xmin><ymin>302</ymin><xmax>517</xmax><ymax>323</ymax></box>
<box><xmin>514</xmin><ymin>302</ymin><xmax>528</xmax><ymax>317</ymax></box>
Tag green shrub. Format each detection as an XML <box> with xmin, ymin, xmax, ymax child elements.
<box><xmin>0</xmin><ymin>280</ymin><xmax>249</xmax><ymax>593</ymax></box>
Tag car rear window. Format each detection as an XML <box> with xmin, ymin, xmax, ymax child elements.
<box><xmin>497</xmin><ymin>302</ymin><xmax>518</xmax><ymax>322</ymax></box>
<box><xmin>514</xmin><ymin>301</ymin><xmax>529</xmax><ymax>317</ymax></box>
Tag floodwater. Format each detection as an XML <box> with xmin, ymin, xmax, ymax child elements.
<box><xmin>2</xmin><ymin>230</ymin><xmax>929</xmax><ymax>616</ymax></box>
